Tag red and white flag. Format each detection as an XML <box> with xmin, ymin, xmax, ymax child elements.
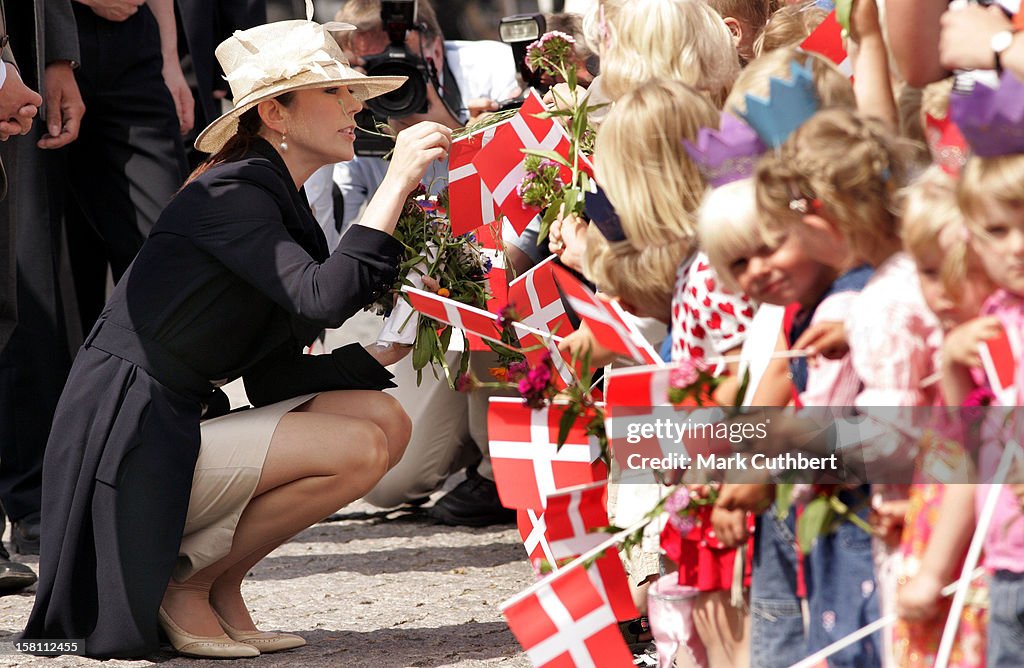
<box><xmin>402</xmin><ymin>286</ymin><xmax>505</xmax><ymax>344</ymax></box>
<box><xmin>800</xmin><ymin>10</ymin><xmax>851</xmax><ymax>78</ymax></box>
<box><xmin>449</xmin><ymin>124</ymin><xmax>504</xmax><ymax>236</ymax></box>
<box><xmin>979</xmin><ymin>327</ymin><xmax>1019</xmax><ymax>406</ymax></box>
<box><xmin>518</xmin><ymin>482</ymin><xmax>609</xmax><ymax>566</ymax></box>
<box><xmin>472</xmin><ymin>91</ymin><xmax>592</xmax><ymax>235</ymax></box>
<box><xmin>489</xmin><ymin>397</ymin><xmax>607</xmax><ymax>510</ymax></box>
<box><xmin>502</xmin><ymin>564</ymin><xmax>635</xmax><ymax>668</ymax></box>
<box><xmin>514</xmin><ymin>324</ymin><xmax>577</xmax><ymax>391</ymax></box>
<box><xmin>548</xmin><ymin>264</ymin><xmax>663</xmax><ymax>365</ymax></box>
<box><xmin>603</xmin><ymin>365</ymin><xmax>731</xmax><ymax>482</ymax></box>
<box><xmin>509</xmin><ymin>255</ymin><xmax>576</xmax><ymax>338</ymax></box>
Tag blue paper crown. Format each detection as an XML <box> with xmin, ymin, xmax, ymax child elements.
<box><xmin>738</xmin><ymin>59</ymin><xmax>820</xmax><ymax>149</ymax></box>
<box><xmin>584</xmin><ymin>184</ymin><xmax>626</xmax><ymax>242</ymax></box>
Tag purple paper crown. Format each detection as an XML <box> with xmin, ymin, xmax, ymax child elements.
<box><xmin>950</xmin><ymin>71</ymin><xmax>1024</xmax><ymax>158</ymax></box>
<box><xmin>683</xmin><ymin>113</ymin><xmax>767</xmax><ymax>188</ymax></box>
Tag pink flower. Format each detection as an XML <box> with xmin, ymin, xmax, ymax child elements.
<box><xmin>664</xmin><ymin>488</ymin><xmax>696</xmax><ymax>533</ymax></box>
<box><xmin>670</xmin><ymin>359</ymin><xmax>702</xmax><ymax>389</ymax></box>
<box><xmin>455</xmin><ymin>373</ymin><xmax>479</xmax><ymax>393</ymax></box>
<box><xmin>518</xmin><ymin>353</ymin><xmax>554</xmax><ymax>409</ymax></box>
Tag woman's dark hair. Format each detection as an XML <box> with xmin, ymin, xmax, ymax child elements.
<box><xmin>188</xmin><ymin>92</ymin><xmax>296</xmax><ymax>183</ymax></box>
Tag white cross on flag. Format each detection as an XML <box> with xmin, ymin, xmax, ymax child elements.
<box><xmin>604</xmin><ymin>365</ymin><xmax>730</xmax><ymax>483</ymax></box>
<box><xmin>449</xmin><ymin>124</ymin><xmax>504</xmax><ymax>236</ymax></box>
<box><xmin>509</xmin><ymin>255</ymin><xmax>576</xmax><ymax>338</ymax></box>
<box><xmin>800</xmin><ymin>10</ymin><xmax>852</xmax><ymax>78</ymax></box>
<box><xmin>502</xmin><ymin>563</ymin><xmax>636</xmax><ymax>668</ymax></box>
<box><xmin>548</xmin><ymin>264</ymin><xmax>663</xmax><ymax>365</ymax></box>
<box><xmin>472</xmin><ymin>90</ymin><xmax>587</xmax><ymax>235</ymax></box>
<box><xmin>514</xmin><ymin>325</ymin><xmax>577</xmax><ymax>391</ymax></box>
<box><xmin>402</xmin><ymin>286</ymin><xmax>505</xmax><ymax>344</ymax></box>
<box><xmin>489</xmin><ymin>397</ymin><xmax>607</xmax><ymax>510</ymax></box>
<box><xmin>979</xmin><ymin>327</ymin><xmax>1020</xmax><ymax>407</ymax></box>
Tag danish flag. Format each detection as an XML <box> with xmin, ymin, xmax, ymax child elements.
<box><xmin>514</xmin><ymin>324</ymin><xmax>577</xmax><ymax>391</ymax></box>
<box><xmin>509</xmin><ymin>255</ymin><xmax>576</xmax><ymax>338</ymax></box>
<box><xmin>472</xmin><ymin>90</ymin><xmax>590</xmax><ymax>235</ymax></box>
<box><xmin>488</xmin><ymin>398</ymin><xmax>607</xmax><ymax>510</ymax></box>
<box><xmin>979</xmin><ymin>327</ymin><xmax>1020</xmax><ymax>407</ymax></box>
<box><xmin>517</xmin><ymin>482</ymin><xmax>609</xmax><ymax>566</ymax></box>
<box><xmin>603</xmin><ymin>365</ymin><xmax>730</xmax><ymax>482</ymax></box>
<box><xmin>402</xmin><ymin>286</ymin><xmax>505</xmax><ymax>344</ymax></box>
<box><xmin>548</xmin><ymin>264</ymin><xmax>663</xmax><ymax>365</ymax></box>
<box><xmin>800</xmin><ymin>10</ymin><xmax>852</xmax><ymax>78</ymax></box>
<box><xmin>502</xmin><ymin>564</ymin><xmax>635</xmax><ymax>668</ymax></box>
<box><xmin>449</xmin><ymin>124</ymin><xmax>504</xmax><ymax>236</ymax></box>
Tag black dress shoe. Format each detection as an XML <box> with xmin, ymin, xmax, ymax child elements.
<box><xmin>426</xmin><ymin>468</ymin><xmax>516</xmax><ymax>527</ymax></box>
<box><xmin>11</xmin><ymin>511</ymin><xmax>40</xmax><ymax>555</ymax></box>
<box><xmin>0</xmin><ymin>543</ymin><xmax>36</xmax><ymax>594</ymax></box>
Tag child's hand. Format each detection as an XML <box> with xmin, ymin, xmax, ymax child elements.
<box><xmin>897</xmin><ymin>571</ymin><xmax>944</xmax><ymax>622</ymax></box>
<box><xmin>793</xmin><ymin>321</ymin><xmax>848</xmax><ymax>363</ymax></box>
<box><xmin>710</xmin><ymin>506</ymin><xmax>749</xmax><ymax>548</ymax></box>
<box><xmin>870</xmin><ymin>499</ymin><xmax>909</xmax><ymax>548</ymax></box>
<box><xmin>548</xmin><ymin>208</ymin><xmax>588</xmax><ymax>271</ymax></box>
<box><xmin>849</xmin><ymin>0</ymin><xmax>883</xmax><ymax>42</ymax></box>
<box><xmin>557</xmin><ymin>323</ymin><xmax>617</xmax><ymax>368</ymax></box>
<box><xmin>942</xmin><ymin>316</ymin><xmax>1004</xmax><ymax>369</ymax></box>
<box><xmin>715</xmin><ymin>482</ymin><xmax>774</xmax><ymax>514</ymax></box>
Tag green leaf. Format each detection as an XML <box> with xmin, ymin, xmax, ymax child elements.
<box><xmin>796</xmin><ymin>496</ymin><xmax>833</xmax><ymax>556</ymax></box>
<box><xmin>522</xmin><ymin>149</ymin><xmax>572</xmax><ymax>168</ymax></box>
<box><xmin>557</xmin><ymin>404</ymin><xmax>580</xmax><ymax>449</ymax></box>
<box><xmin>774</xmin><ymin>483</ymin><xmax>794</xmax><ymax>521</ymax></box>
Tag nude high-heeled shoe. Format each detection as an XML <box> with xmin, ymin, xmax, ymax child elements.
<box><xmin>214</xmin><ymin>610</ymin><xmax>306</xmax><ymax>653</ymax></box>
<box><xmin>158</xmin><ymin>607</ymin><xmax>260</xmax><ymax>658</ymax></box>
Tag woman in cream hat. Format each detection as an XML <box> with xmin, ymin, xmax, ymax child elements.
<box><xmin>23</xmin><ymin>15</ymin><xmax>450</xmax><ymax>660</ymax></box>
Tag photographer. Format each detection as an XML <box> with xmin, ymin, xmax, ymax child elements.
<box><xmin>328</xmin><ymin>0</ymin><xmax>519</xmax><ymax>231</ymax></box>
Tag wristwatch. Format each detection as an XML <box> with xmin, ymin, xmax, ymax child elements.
<box><xmin>992</xmin><ymin>29</ymin><xmax>1017</xmax><ymax>74</ymax></box>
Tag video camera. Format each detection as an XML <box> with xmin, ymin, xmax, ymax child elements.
<box><xmin>354</xmin><ymin>0</ymin><xmax>435</xmax><ymax>156</ymax></box>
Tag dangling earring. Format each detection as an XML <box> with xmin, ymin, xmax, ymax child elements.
<box><xmin>279</xmin><ymin>132</ymin><xmax>289</xmax><ymax>152</ymax></box>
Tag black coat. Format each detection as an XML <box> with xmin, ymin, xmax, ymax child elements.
<box><xmin>23</xmin><ymin>138</ymin><xmax>402</xmax><ymax>658</ymax></box>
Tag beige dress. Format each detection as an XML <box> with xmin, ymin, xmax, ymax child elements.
<box><xmin>173</xmin><ymin>393</ymin><xmax>317</xmax><ymax>581</ymax></box>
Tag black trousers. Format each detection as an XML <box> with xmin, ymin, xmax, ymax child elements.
<box><xmin>66</xmin><ymin>4</ymin><xmax>187</xmax><ymax>333</ymax></box>
<box><xmin>0</xmin><ymin>130</ymin><xmax>80</xmax><ymax>524</ymax></box>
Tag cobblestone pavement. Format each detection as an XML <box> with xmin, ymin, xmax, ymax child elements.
<box><xmin>0</xmin><ymin>501</ymin><xmax>535</xmax><ymax>668</ymax></box>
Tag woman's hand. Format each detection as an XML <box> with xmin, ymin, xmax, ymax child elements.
<box><xmin>364</xmin><ymin>342</ymin><xmax>412</xmax><ymax>367</ymax></box>
<box><xmin>939</xmin><ymin>3</ymin><xmax>1013</xmax><ymax>72</ymax></box>
<box><xmin>548</xmin><ymin>208</ymin><xmax>588</xmax><ymax>271</ymax></box>
<box><xmin>384</xmin><ymin>121</ymin><xmax>452</xmax><ymax>195</ymax></box>
<box><xmin>942</xmin><ymin>316</ymin><xmax>1003</xmax><ymax>370</ymax></box>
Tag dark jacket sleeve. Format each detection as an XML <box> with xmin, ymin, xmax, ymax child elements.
<box><xmin>188</xmin><ymin>164</ymin><xmax>403</xmax><ymax>329</ymax></box>
<box><xmin>44</xmin><ymin>0</ymin><xmax>79</xmax><ymax>64</ymax></box>
<box><xmin>242</xmin><ymin>342</ymin><xmax>396</xmax><ymax>408</ymax></box>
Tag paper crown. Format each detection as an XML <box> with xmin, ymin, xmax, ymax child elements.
<box><xmin>683</xmin><ymin>113</ymin><xmax>767</xmax><ymax>188</ymax></box>
<box><xmin>738</xmin><ymin>59</ymin><xmax>820</xmax><ymax>148</ymax></box>
<box><xmin>950</xmin><ymin>70</ymin><xmax>1024</xmax><ymax>158</ymax></box>
<box><xmin>584</xmin><ymin>184</ymin><xmax>626</xmax><ymax>242</ymax></box>
<box><xmin>924</xmin><ymin>112</ymin><xmax>969</xmax><ymax>177</ymax></box>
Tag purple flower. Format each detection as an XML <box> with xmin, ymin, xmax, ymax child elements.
<box><xmin>518</xmin><ymin>354</ymin><xmax>554</xmax><ymax>409</ymax></box>
<box><xmin>455</xmin><ymin>373</ymin><xmax>479</xmax><ymax>393</ymax></box>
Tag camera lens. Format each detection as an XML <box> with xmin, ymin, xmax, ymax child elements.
<box><xmin>365</xmin><ymin>59</ymin><xmax>428</xmax><ymax>118</ymax></box>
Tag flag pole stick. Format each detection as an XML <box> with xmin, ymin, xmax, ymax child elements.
<box><xmin>934</xmin><ymin>441</ymin><xmax>1022</xmax><ymax>668</ymax></box>
<box><xmin>789</xmin><ymin>568</ymin><xmax>984</xmax><ymax>668</ymax></box>
<box><xmin>500</xmin><ymin>518</ymin><xmax>649</xmax><ymax>611</ymax></box>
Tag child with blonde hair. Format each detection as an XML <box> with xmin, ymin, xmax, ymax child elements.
<box><xmin>945</xmin><ymin>79</ymin><xmax>1024</xmax><ymax>661</ymax></box>
<box><xmin>753</xmin><ymin>0</ymin><xmax>829</xmax><ymax>58</ymax></box>
<box><xmin>599</xmin><ymin>0</ymin><xmax>740</xmax><ymax>106</ymax></box>
<box><xmin>757</xmin><ymin>107</ymin><xmax>939</xmax><ymax>667</ymax></box>
<box><xmin>894</xmin><ymin>165</ymin><xmax>992</xmax><ymax>668</ymax></box>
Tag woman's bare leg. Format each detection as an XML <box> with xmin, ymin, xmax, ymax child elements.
<box><xmin>162</xmin><ymin>391</ymin><xmax>409</xmax><ymax>636</ymax></box>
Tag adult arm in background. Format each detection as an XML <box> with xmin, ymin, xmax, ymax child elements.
<box><xmin>38</xmin><ymin>0</ymin><xmax>84</xmax><ymax>149</ymax></box>
<box><xmin>147</xmin><ymin>0</ymin><xmax>193</xmax><ymax>134</ymax></box>
<box><xmin>939</xmin><ymin>3</ymin><xmax>1024</xmax><ymax>80</ymax></box>
<box><xmin>0</xmin><ymin>47</ymin><xmax>42</xmax><ymax>140</ymax></box>
<box><xmin>885</xmin><ymin>0</ymin><xmax>948</xmax><ymax>87</ymax></box>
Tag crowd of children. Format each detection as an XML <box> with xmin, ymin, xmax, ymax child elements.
<box><xmin>541</xmin><ymin>0</ymin><xmax>1024</xmax><ymax>666</ymax></box>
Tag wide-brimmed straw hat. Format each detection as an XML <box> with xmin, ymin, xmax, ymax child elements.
<box><xmin>195</xmin><ymin>19</ymin><xmax>406</xmax><ymax>154</ymax></box>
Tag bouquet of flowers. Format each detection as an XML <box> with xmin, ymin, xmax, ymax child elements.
<box><xmin>369</xmin><ymin>185</ymin><xmax>495</xmax><ymax>383</ymax></box>
<box><xmin>519</xmin><ymin>30</ymin><xmax>601</xmax><ymax>239</ymax></box>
